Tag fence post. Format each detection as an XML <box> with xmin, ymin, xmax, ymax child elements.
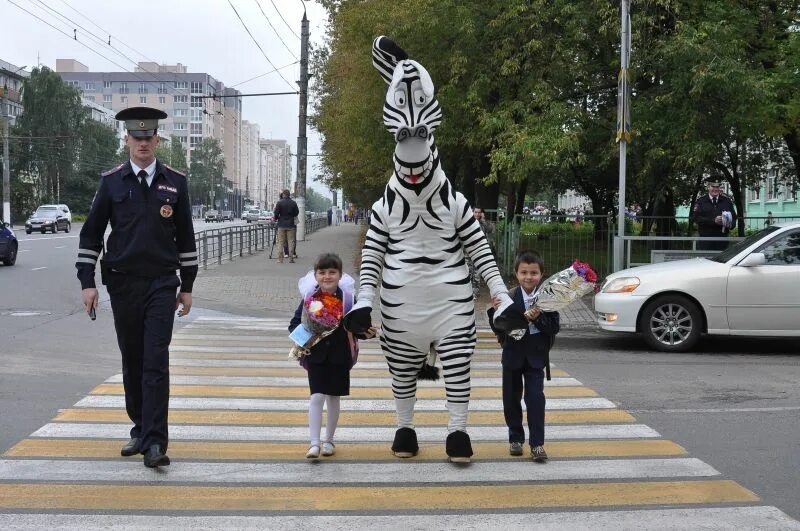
<box><xmin>203</xmin><ymin>233</ymin><xmax>208</xmax><ymax>270</ymax></box>
<box><xmin>217</xmin><ymin>232</ymin><xmax>222</xmax><ymax>265</ymax></box>
<box><xmin>239</xmin><ymin>229</ymin><xmax>243</xmax><ymax>257</ymax></box>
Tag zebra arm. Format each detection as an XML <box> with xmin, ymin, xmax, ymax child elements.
<box><xmin>453</xmin><ymin>193</ymin><xmax>508</xmax><ymax>299</ymax></box>
<box><xmin>352</xmin><ymin>202</ymin><xmax>390</xmax><ymax>313</ymax></box>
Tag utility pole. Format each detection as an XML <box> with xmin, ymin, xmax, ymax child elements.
<box><xmin>1</xmin><ymin>86</ymin><xmax>9</xmax><ymax>225</ymax></box>
<box><xmin>295</xmin><ymin>10</ymin><xmax>309</xmax><ymax>240</ymax></box>
<box><xmin>614</xmin><ymin>0</ymin><xmax>632</xmax><ymax>271</ymax></box>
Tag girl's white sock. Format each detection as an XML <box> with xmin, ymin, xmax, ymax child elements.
<box><xmin>324</xmin><ymin>395</ymin><xmax>341</xmax><ymax>443</ymax></box>
<box><xmin>309</xmin><ymin>393</ymin><xmax>325</xmax><ymax>446</ymax></box>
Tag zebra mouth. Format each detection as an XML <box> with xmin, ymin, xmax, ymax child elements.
<box><xmin>394</xmin><ymin>153</ymin><xmax>433</xmax><ymax>184</ymax></box>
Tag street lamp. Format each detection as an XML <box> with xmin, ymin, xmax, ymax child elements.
<box><xmin>2</xmin><ymin>64</ymin><xmax>27</xmax><ymax>225</ymax></box>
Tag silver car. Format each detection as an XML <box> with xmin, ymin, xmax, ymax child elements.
<box><xmin>25</xmin><ymin>205</ymin><xmax>71</xmax><ymax>234</ymax></box>
<box><xmin>595</xmin><ymin>222</ymin><xmax>800</xmax><ymax>351</ymax></box>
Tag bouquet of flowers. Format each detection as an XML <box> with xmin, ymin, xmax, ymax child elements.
<box><xmin>533</xmin><ymin>259</ymin><xmax>598</xmax><ymax>312</ymax></box>
<box><xmin>289</xmin><ymin>290</ymin><xmax>344</xmax><ymax>362</ymax></box>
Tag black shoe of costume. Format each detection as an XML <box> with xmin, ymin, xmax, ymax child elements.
<box><xmin>120</xmin><ymin>438</ymin><xmax>141</xmax><ymax>457</ymax></box>
<box><xmin>446</xmin><ymin>430</ymin><xmax>474</xmax><ymax>463</ymax></box>
<box><xmin>391</xmin><ymin>427</ymin><xmax>419</xmax><ymax>458</ymax></box>
<box><xmin>143</xmin><ymin>445</ymin><xmax>171</xmax><ymax>468</ymax></box>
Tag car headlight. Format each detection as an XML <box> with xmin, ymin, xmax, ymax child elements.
<box><xmin>602</xmin><ymin>277</ymin><xmax>640</xmax><ymax>293</ymax></box>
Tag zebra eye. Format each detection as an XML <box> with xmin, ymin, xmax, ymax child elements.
<box><xmin>414</xmin><ymin>90</ymin><xmax>426</xmax><ymax>105</ymax></box>
<box><xmin>394</xmin><ymin>89</ymin><xmax>406</xmax><ymax>107</ymax></box>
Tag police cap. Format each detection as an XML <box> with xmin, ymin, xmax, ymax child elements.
<box><xmin>704</xmin><ymin>177</ymin><xmax>722</xmax><ymax>187</ymax></box>
<box><xmin>115</xmin><ymin>106</ymin><xmax>168</xmax><ymax>138</ymax></box>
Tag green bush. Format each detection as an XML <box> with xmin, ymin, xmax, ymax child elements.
<box><xmin>72</xmin><ymin>214</ymin><xmax>87</xmax><ymax>223</ymax></box>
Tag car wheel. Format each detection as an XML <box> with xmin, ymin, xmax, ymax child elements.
<box><xmin>26</xmin><ymin>229</ymin><xmax>31</xmax><ymax>234</ymax></box>
<box><xmin>2</xmin><ymin>242</ymin><xmax>17</xmax><ymax>266</ymax></box>
<box><xmin>64</xmin><ymin>222</ymin><xmax>71</xmax><ymax>233</ymax></box>
<box><xmin>52</xmin><ymin>225</ymin><xmax>58</xmax><ymax>234</ymax></box>
<box><xmin>639</xmin><ymin>295</ymin><xmax>702</xmax><ymax>352</ymax></box>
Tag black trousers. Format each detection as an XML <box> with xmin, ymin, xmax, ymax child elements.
<box><xmin>107</xmin><ymin>272</ymin><xmax>179</xmax><ymax>451</ymax></box>
<box><xmin>502</xmin><ymin>360</ymin><xmax>545</xmax><ymax>446</ymax></box>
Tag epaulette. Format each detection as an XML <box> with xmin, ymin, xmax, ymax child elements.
<box><xmin>163</xmin><ymin>164</ymin><xmax>186</xmax><ymax>177</ymax></box>
<box><xmin>101</xmin><ymin>163</ymin><xmax>125</xmax><ymax>177</ymax></box>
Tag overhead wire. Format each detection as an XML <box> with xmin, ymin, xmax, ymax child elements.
<box><xmin>254</xmin><ymin>0</ymin><xmax>298</xmax><ymax>61</ymax></box>
<box><xmin>230</xmin><ymin>61</ymin><xmax>299</xmax><ymax>88</ymax></box>
<box><xmin>268</xmin><ymin>0</ymin><xmax>300</xmax><ymax>39</ymax></box>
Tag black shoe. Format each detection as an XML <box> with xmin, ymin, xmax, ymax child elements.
<box><xmin>531</xmin><ymin>445</ymin><xmax>548</xmax><ymax>463</ymax></box>
<box><xmin>446</xmin><ymin>430</ymin><xmax>473</xmax><ymax>463</ymax></box>
<box><xmin>391</xmin><ymin>427</ymin><xmax>419</xmax><ymax>458</ymax></box>
<box><xmin>509</xmin><ymin>442</ymin><xmax>524</xmax><ymax>456</ymax></box>
<box><xmin>120</xmin><ymin>438</ymin><xmax>141</xmax><ymax>457</ymax></box>
<box><xmin>143</xmin><ymin>445</ymin><xmax>171</xmax><ymax>468</ymax></box>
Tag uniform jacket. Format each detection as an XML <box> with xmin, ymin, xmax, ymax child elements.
<box><xmin>274</xmin><ymin>197</ymin><xmax>299</xmax><ymax>228</ymax></box>
<box><xmin>491</xmin><ymin>286</ymin><xmax>560</xmax><ymax>370</ymax></box>
<box><xmin>289</xmin><ymin>288</ymin><xmax>351</xmax><ymax>366</ymax></box>
<box><xmin>76</xmin><ymin>160</ymin><xmax>198</xmax><ymax>291</ymax></box>
<box><xmin>691</xmin><ymin>194</ymin><xmax>737</xmax><ymax>237</ymax></box>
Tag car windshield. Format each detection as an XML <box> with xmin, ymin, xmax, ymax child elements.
<box><xmin>35</xmin><ymin>207</ymin><xmax>58</xmax><ymax>215</ymax></box>
<box><xmin>709</xmin><ymin>226</ymin><xmax>780</xmax><ymax>263</ymax></box>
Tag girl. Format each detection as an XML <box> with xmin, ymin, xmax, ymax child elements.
<box><xmin>289</xmin><ymin>253</ymin><xmax>376</xmax><ymax>458</ymax></box>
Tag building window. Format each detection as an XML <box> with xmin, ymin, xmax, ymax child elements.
<box><xmin>190</xmin><ymin>96</ymin><xmax>203</xmax><ymax>108</ymax></box>
<box><xmin>158</xmin><ymin>82</ymin><xmax>168</xmax><ymax>94</ymax></box>
<box><xmin>749</xmin><ymin>184</ymin><xmax>760</xmax><ymax>202</ymax></box>
<box><xmin>103</xmin><ymin>94</ymin><xmax>112</xmax><ymax>103</ymax></box>
<box><xmin>785</xmin><ymin>182</ymin><xmax>798</xmax><ymax>202</ymax></box>
<box><xmin>766</xmin><ymin>169</ymin><xmax>778</xmax><ymax>201</ymax></box>
<box><xmin>174</xmin><ymin>95</ymin><xmax>188</xmax><ymax>104</ymax></box>
<box><xmin>119</xmin><ymin>83</ymin><xmax>128</xmax><ymax>94</ymax></box>
<box><xmin>174</xmin><ymin>108</ymin><xmax>188</xmax><ymax>117</ymax></box>
<box><xmin>190</xmin><ymin>123</ymin><xmax>203</xmax><ymax>135</ymax></box>
<box><xmin>191</xmin><ymin>109</ymin><xmax>203</xmax><ymax>121</ymax></box>
<box><xmin>85</xmin><ymin>95</ymin><xmax>95</xmax><ymax>102</ymax></box>
<box><xmin>85</xmin><ymin>82</ymin><xmax>95</xmax><ymax>91</ymax></box>
<box><xmin>177</xmin><ymin>135</ymin><xmax>187</xmax><ymax>145</ymax></box>
<box><xmin>175</xmin><ymin>81</ymin><xmax>187</xmax><ymax>89</ymax></box>
<box><xmin>139</xmin><ymin>96</ymin><xmax>147</xmax><ymax>104</ymax></box>
<box><xmin>190</xmin><ymin>136</ymin><xmax>201</xmax><ymax>147</ymax></box>
<box><xmin>121</xmin><ymin>96</ymin><xmax>128</xmax><ymax>103</ymax></box>
<box><xmin>190</xmin><ymin>81</ymin><xmax>203</xmax><ymax>93</ymax></box>
<box><xmin>159</xmin><ymin>96</ymin><xmax>166</xmax><ymax>104</ymax></box>
<box><xmin>139</xmin><ymin>83</ymin><xmax>148</xmax><ymax>94</ymax></box>
<box><xmin>104</xmin><ymin>80</ymin><xmax>112</xmax><ymax>89</ymax></box>
<box><xmin>174</xmin><ymin>122</ymin><xmax>187</xmax><ymax>130</ymax></box>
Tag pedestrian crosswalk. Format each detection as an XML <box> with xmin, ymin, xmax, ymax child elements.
<box><xmin>1</xmin><ymin>315</ymin><xmax>798</xmax><ymax>529</ymax></box>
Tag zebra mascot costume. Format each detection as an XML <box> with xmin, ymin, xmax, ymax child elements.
<box><xmin>343</xmin><ymin>36</ymin><xmax>516</xmax><ymax>462</ymax></box>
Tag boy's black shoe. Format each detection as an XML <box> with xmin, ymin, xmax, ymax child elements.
<box><xmin>143</xmin><ymin>445</ymin><xmax>170</xmax><ymax>468</ymax></box>
<box><xmin>446</xmin><ymin>430</ymin><xmax>473</xmax><ymax>463</ymax></box>
<box><xmin>531</xmin><ymin>445</ymin><xmax>548</xmax><ymax>463</ymax></box>
<box><xmin>120</xmin><ymin>438</ymin><xmax>141</xmax><ymax>456</ymax></box>
<box><xmin>509</xmin><ymin>442</ymin><xmax>524</xmax><ymax>456</ymax></box>
<box><xmin>391</xmin><ymin>427</ymin><xmax>419</xmax><ymax>458</ymax></box>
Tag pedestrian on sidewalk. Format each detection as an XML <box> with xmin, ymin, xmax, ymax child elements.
<box><xmin>289</xmin><ymin>253</ymin><xmax>377</xmax><ymax>459</ymax></box>
<box><xmin>76</xmin><ymin>107</ymin><xmax>197</xmax><ymax>468</ymax></box>
<box><xmin>274</xmin><ymin>189</ymin><xmax>299</xmax><ymax>263</ymax></box>
<box><xmin>489</xmin><ymin>251</ymin><xmax>560</xmax><ymax>463</ymax></box>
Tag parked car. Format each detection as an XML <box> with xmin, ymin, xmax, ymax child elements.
<box><xmin>0</xmin><ymin>221</ymin><xmax>18</xmax><ymax>266</ymax></box>
<box><xmin>257</xmin><ymin>210</ymin><xmax>274</xmax><ymax>222</ymax></box>
<box><xmin>221</xmin><ymin>210</ymin><xmax>234</xmax><ymax>221</ymax></box>
<box><xmin>25</xmin><ymin>205</ymin><xmax>71</xmax><ymax>234</ymax></box>
<box><xmin>595</xmin><ymin>222</ymin><xmax>800</xmax><ymax>352</ymax></box>
<box><xmin>245</xmin><ymin>208</ymin><xmax>261</xmax><ymax>223</ymax></box>
<box><xmin>204</xmin><ymin>209</ymin><xmax>221</xmax><ymax>222</ymax></box>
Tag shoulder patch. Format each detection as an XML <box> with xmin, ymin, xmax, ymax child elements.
<box><xmin>101</xmin><ymin>163</ymin><xmax>124</xmax><ymax>177</ymax></box>
<box><xmin>163</xmin><ymin>164</ymin><xmax>186</xmax><ymax>177</ymax></box>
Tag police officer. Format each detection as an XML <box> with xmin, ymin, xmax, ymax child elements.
<box><xmin>691</xmin><ymin>178</ymin><xmax>737</xmax><ymax>251</ymax></box>
<box><xmin>76</xmin><ymin>107</ymin><xmax>198</xmax><ymax>468</ymax></box>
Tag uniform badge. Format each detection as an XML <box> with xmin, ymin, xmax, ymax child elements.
<box><xmin>160</xmin><ymin>205</ymin><xmax>174</xmax><ymax>218</ymax></box>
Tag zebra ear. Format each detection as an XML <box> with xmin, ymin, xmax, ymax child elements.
<box><xmin>372</xmin><ymin>35</ymin><xmax>408</xmax><ymax>84</ymax></box>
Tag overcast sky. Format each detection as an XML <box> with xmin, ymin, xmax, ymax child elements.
<box><xmin>0</xmin><ymin>0</ymin><xmax>331</xmax><ymax>197</ymax></box>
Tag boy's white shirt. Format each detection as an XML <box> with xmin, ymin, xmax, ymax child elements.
<box><xmin>519</xmin><ymin>284</ymin><xmax>541</xmax><ymax>335</ymax></box>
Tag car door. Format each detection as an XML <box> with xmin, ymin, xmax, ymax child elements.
<box><xmin>726</xmin><ymin>229</ymin><xmax>800</xmax><ymax>333</ymax></box>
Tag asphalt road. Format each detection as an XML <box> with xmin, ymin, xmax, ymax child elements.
<box><xmin>1</xmin><ymin>227</ymin><xmax>798</xmax><ymax>519</ymax></box>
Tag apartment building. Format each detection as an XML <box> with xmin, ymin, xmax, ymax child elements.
<box><xmin>260</xmin><ymin>139</ymin><xmax>292</xmax><ymax>209</ymax></box>
<box><xmin>0</xmin><ymin>59</ymin><xmax>29</xmax><ymax>125</ymax></box>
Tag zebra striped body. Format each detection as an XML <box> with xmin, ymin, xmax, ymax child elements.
<box><xmin>349</xmin><ymin>36</ymin><xmax>512</xmax><ymax>436</ymax></box>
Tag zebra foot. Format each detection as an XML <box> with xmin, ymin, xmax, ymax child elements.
<box><xmin>391</xmin><ymin>427</ymin><xmax>419</xmax><ymax>458</ymax></box>
<box><xmin>446</xmin><ymin>430</ymin><xmax>473</xmax><ymax>463</ymax></box>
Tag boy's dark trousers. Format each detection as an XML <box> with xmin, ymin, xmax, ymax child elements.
<box><xmin>502</xmin><ymin>358</ymin><xmax>545</xmax><ymax>446</ymax></box>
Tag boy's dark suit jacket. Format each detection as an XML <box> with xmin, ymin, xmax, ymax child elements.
<box><xmin>488</xmin><ymin>286</ymin><xmax>560</xmax><ymax>373</ymax></box>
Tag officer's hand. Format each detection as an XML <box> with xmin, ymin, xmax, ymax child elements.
<box><xmin>714</xmin><ymin>215</ymin><xmax>723</xmax><ymax>225</ymax></box>
<box><xmin>176</xmin><ymin>292</ymin><xmax>192</xmax><ymax>317</ymax></box>
<box><xmin>82</xmin><ymin>288</ymin><xmax>98</xmax><ymax>314</ymax></box>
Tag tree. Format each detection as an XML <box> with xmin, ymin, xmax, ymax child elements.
<box><xmin>188</xmin><ymin>138</ymin><xmax>225</xmax><ymax>207</ymax></box>
<box><xmin>155</xmin><ymin>135</ymin><xmax>188</xmax><ymax>174</ymax></box>
<box><xmin>305</xmin><ymin>187</ymin><xmax>332</xmax><ymax>212</ymax></box>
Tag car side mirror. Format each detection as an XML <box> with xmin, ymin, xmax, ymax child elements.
<box><xmin>739</xmin><ymin>252</ymin><xmax>766</xmax><ymax>267</ymax></box>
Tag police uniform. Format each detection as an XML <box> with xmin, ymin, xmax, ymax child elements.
<box><xmin>691</xmin><ymin>184</ymin><xmax>737</xmax><ymax>251</ymax></box>
<box><xmin>75</xmin><ymin>107</ymin><xmax>197</xmax><ymax>467</ymax></box>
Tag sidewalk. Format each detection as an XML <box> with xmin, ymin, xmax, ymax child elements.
<box><xmin>191</xmin><ymin>221</ymin><xmax>597</xmax><ymax>328</ymax></box>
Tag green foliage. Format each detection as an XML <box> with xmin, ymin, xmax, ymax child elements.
<box><xmin>188</xmin><ymin>138</ymin><xmax>225</xmax><ymax>207</ymax></box>
<box><xmin>155</xmin><ymin>136</ymin><xmax>188</xmax><ymax>174</ymax></box>
<box><xmin>305</xmin><ymin>187</ymin><xmax>332</xmax><ymax>212</ymax></box>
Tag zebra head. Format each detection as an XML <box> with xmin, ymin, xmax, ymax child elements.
<box><xmin>372</xmin><ymin>36</ymin><xmax>442</xmax><ymax>186</ymax></box>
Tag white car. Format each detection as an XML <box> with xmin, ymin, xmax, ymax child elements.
<box><xmin>595</xmin><ymin>222</ymin><xmax>800</xmax><ymax>352</ymax></box>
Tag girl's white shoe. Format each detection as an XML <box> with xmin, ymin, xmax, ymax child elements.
<box><xmin>321</xmin><ymin>442</ymin><xmax>336</xmax><ymax>456</ymax></box>
<box><xmin>305</xmin><ymin>445</ymin><xmax>320</xmax><ymax>459</ymax></box>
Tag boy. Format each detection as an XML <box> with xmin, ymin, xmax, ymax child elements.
<box><xmin>490</xmin><ymin>251</ymin><xmax>560</xmax><ymax>462</ymax></box>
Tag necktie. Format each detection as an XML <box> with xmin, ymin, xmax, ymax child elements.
<box><xmin>138</xmin><ymin>169</ymin><xmax>149</xmax><ymax>198</ymax></box>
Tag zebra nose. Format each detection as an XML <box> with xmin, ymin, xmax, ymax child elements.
<box><xmin>395</xmin><ymin>125</ymin><xmax>429</xmax><ymax>142</ymax></box>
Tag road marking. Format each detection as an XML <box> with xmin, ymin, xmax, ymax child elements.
<box><xmin>72</xmin><ymin>395</ymin><xmax>614</xmax><ymax>411</ymax></box>
<box><xmin>0</xmin><ymin>507</ymin><xmax>796</xmax><ymax>530</ymax></box>
<box><xmin>164</xmin><ymin>365</ymin><xmax>571</xmax><ymax>378</ymax></box>
<box><xmin>0</xmin><ymin>458</ymin><xmax>719</xmax><ymax>484</ymax></box>
<box><xmin>30</xmin><ymin>422</ymin><xmax>659</xmax><ymax>441</ymax></box>
<box><xmin>16</xmin><ymin>235</ymin><xmax>78</xmax><ymax>242</ymax></box>
<box><xmin>167</xmin><ymin>358</ymin><xmax>506</xmax><ymax>370</ymax></box>
<box><xmin>30</xmin><ymin>267</ymin><xmax>47</xmax><ymax>271</ymax></box>
<box><xmin>631</xmin><ymin>406</ymin><xmax>800</xmax><ymax>414</ymax></box>
<box><xmin>0</xmin><ymin>480</ymin><xmax>759</xmax><ymax>511</ymax></box>
<box><xmin>89</xmin><ymin>383</ymin><xmax>598</xmax><ymax>399</ymax></box>
<box><xmin>50</xmin><ymin>408</ymin><xmax>637</xmax><ymax>426</ymax></box>
<box><xmin>54</xmin><ymin>245</ymin><xmax>66</xmax><ymax>249</ymax></box>
<box><xmin>6</xmin><ymin>438</ymin><xmax>681</xmax><ymax>460</ymax></box>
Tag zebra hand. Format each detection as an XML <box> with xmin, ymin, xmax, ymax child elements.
<box><xmin>343</xmin><ymin>307</ymin><xmax>372</xmax><ymax>335</ymax></box>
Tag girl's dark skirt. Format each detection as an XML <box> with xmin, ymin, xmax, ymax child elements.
<box><xmin>307</xmin><ymin>361</ymin><xmax>350</xmax><ymax>396</ymax></box>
